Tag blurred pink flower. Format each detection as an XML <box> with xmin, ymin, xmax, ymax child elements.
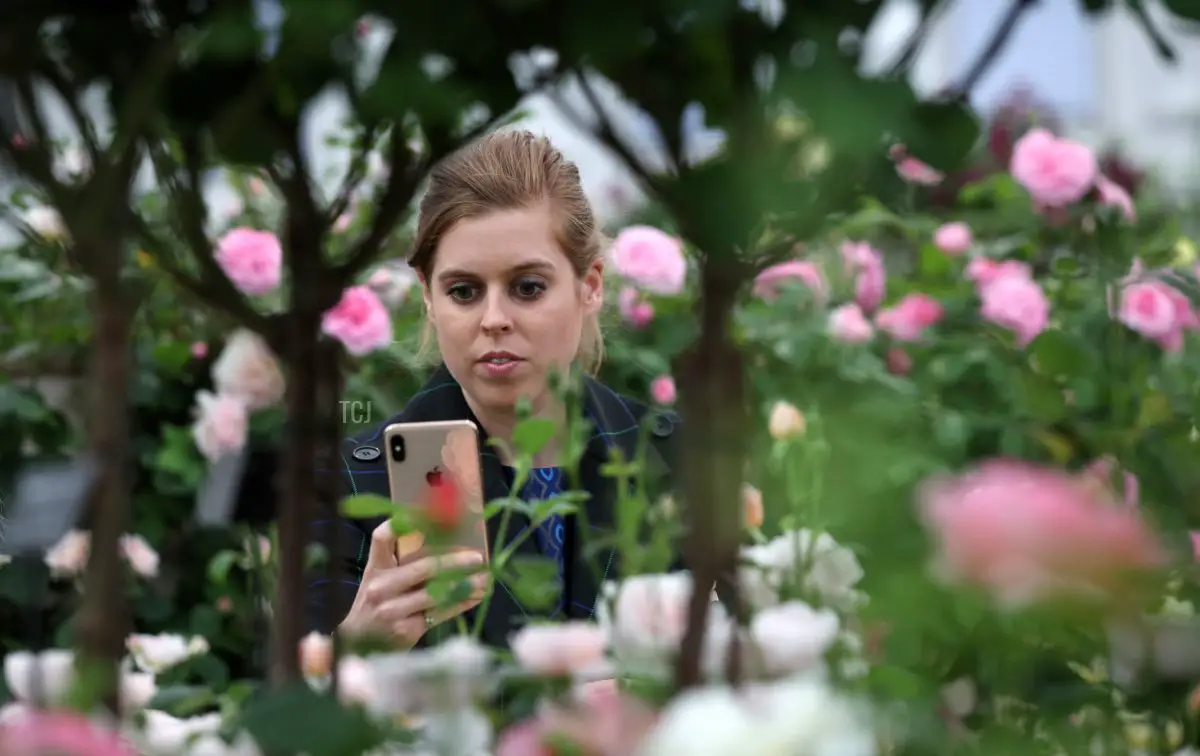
<box><xmin>510</xmin><ymin>621</ymin><xmax>608</xmax><ymax>677</ymax></box>
<box><xmin>322</xmin><ymin>285</ymin><xmax>394</xmax><ymax>355</ymax></box>
<box><xmin>211</xmin><ymin>329</ymin><xmax>285</xmax><ymax>410</ymax></box>
<box><xmin>0</xmin><ymin>710</ymin><xmax>137</xmax><ymax>756</ymax></box>
<box><xmin>119</xmin><ymin>534</ymin><xmax>159</xmax><ymax>578</ymax></box>
<box><xmin>190</xmin><ymin>341</ymin><xmax>208</xmax><ymax>359</ymax></box>
<box><xmin>752</xmin><ymin>261</ymin><xmax>827</xmax><ymax>304</ymax></box>
<box><xmin>918</xmin><ymin>459</ymin><xmax>1166</xmax><ymax>608</ymax></box>
<box><xmin>610</xmin><ymin>226</ymin><xmax>687</xmax><ymax>295</ymax></box>
<box><xmin>965</xmin><ymin>259</ymin><xmax>1032</xmax><ymax>288</ymax></box>
<box><xmin>1118</xmin><ymin>279</ymin><xmax>1198</xmax><ymax>353</ymax></box>
<box><xmin>841</xmin><ymin>241</ymin><xmax>886</xmax><ymax>314</ymax></box>
<box><xmin>214</xmin><ymin>227</ymin><xmax>282</xmax><ymax>295</ymax></box>
<box><xmin>1097</xmin><ymin>174</ymin><xmax>1136</xmax><ymax>222</ymax></box>
<box><xmin>889</xmin><ymin>144</ymin><xmax>944</xmax><ymax>185</ymax></box>
<box><xmin>618</xmin><ymin>287</ymin><xmax>655</xmax><ymax>328</ymax></box>
<box><xmin>875</xmin><ymin>293</ymin><xmax>943</xmax><ymax>342</ymax></box>
<box><xmin>191</xmin><ymin>390</ymin><xmax>248</xmax><ymax>462</ymax></box>
<box><xmin>933</xmin><ymin>222</ymin><xmax>973</xmax><ymax>255</ymax></box>
<box><xmin>1010</xmin><ymin>128</ymin><xmax>1097</xmax><ymax>208</ymax></box>
<box><xmin>650</xmin><ymin>376</ymin><xmax>676</xmax><ymax>406</ymax></box>
<box><xmin>979</xmin><ymin>274</ymin><xmax>1049</xmax><ymax>347</ymax></box>
<box><xmin>828</xmin><ymin>303</ymin><xmax>874</xmax><ymax>343</ymax></box>
<box><xmin>886</xmin><ymin>347</ymin><xmax>912</xmax><ymax>376</ymax></box>
<box><xmin>495</xmin><ymin>680</ymin><xmax>658</xmax><ymax>756</ymax></box>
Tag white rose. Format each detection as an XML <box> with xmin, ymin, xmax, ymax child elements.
<box><xmin>211</xmin><ymin>329</ymin><xmax>285</xmax><ymax>411</ymax></box>
<box><xmin>126</xmin><ymin>633</ymin><xmax>209</xmax><ymax>674</ymax></box>
<box><xmin>24</xmin><ymin>206</ymin><xmax>68</xmax><ymax>241</ymax></box>
<box><xmin>749</xmin><ymin>601</ymin><xmax>840</xmax><ymax>677</ymax></box>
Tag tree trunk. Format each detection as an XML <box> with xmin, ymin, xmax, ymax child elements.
<box><xmin>316</xmin><ymin>340</ymin><xmax>345</xmax><ymax>693</ymax></box>
<box><xmin>270</xmin><ymin>306</ymin><xmax>320</xmax><ymax>686</ymax></box>
<box><xmin>76</xmin><ymin>273</ymin><xmax>133</xmax><ymax>713</ymax></box>
<box><xmin>674</xmin><ymin>261</ymin><xmax>748</xmax><ymax>690</ymax></box>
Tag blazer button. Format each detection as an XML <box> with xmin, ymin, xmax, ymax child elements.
<box><xmin>351</xmin><ymin>445</ymin><xmax>381</xmax><ymax>462</ymax></box>
<box><xmin>650</xmin><ymin>412</ymin><xmax>675</xmax><ymax>439</ymax></box>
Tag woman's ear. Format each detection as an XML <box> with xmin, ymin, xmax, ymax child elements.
<box><xmin>418</xmin><ymin>272</ymin><xmax>435</xmax><ymax>323</ymax></box>
<box><xmin>582</xmin><ymin>259</ymin><xmax>604</xmax><ymax>315</ymax></box>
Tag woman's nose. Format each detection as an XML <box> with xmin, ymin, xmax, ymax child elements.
<box><xmin>480</xmin><ymin>293</ymin><xmax>514</xmax><ymax>333</ymax></box>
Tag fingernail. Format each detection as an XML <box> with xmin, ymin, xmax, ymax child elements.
<box><xmin>472</xmin><ymin>573</ymin><xmax>489</xmax><ymax>588</ymax></box>
<box><xmin>463</xmin><ymin>551</ymin><xmax>485</xmax><ymax>565</ymax></box>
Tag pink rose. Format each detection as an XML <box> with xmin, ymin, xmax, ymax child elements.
<box><xmin>322</xmin><ymin>285</ymin><xmax>393</xmax><ymax>355</ymax></box>
<box><xmin>1010</xmin><ymin>128</ymin><xmax>1098</xmax><ymax>208</ymax></box>
<box><xmin>191</xmin><ymin>390</ymin><xmax>248</xmax><ymax>462</ymax></box>
<box><xmin>875</xmin><ymin>293</ymin><xmax>943</xmax><ymax>341</ymax></box>
<box><xmin>1097</xmin><ymin>174</ymin><xmax>1136</xmax><ymax>222</ymax></box>
<box><xmin>211</xmin><ymin>329</ymin><xmax>285</xmax><ymax>410</ymax></box>
<box><xmin>752</xmin><ymin>261</ymin><xmax>827</xmax><ymax>304</ymax></box>
<box><xmin>0</xmin><ymin>710</ymin><xmax>136</xmax><ymax>756</ymax></box>
<box><xmin>978</xmin><ymin>274</ymin><xmax>1049</xmax><ymax>347</ymax></box>
<box><xmin>44</xmin><ymin>530</ymin><xmax>90</xmax><ymax>578</ymax></box>
<box><xmin>840</xmin><ymin>241</ymin><xmax>886</xmax><ymax>313</ymax></box>
<box><xmin>299</xmin><ymin>632</ymin><xmax>333</xmax><ymax>678</ymax></box>
<box><xmin>190</xmin><ymin>342</ymin><xmax>208</xmax><ymax>359</ymax></box>
<box><xmin>918</xmin><ymin>459</ymin><xmax>1165</xmax><ymax>608</ymax></box>
<box><xmin>965</xmin><ymin>258</ymin><xmax>1032</xmax><ymax>287</ymax></box>
<box><xmin>889</xmin><ymin>144</ymin><xmax>943</xmax><ymax>185</ymax></box>
<box><xmin>886</xmin><ymin>347</ymin><xmax>912</xmax><ymax>376</ymax></box>
<box><xmin>618</xmin><ymin>286</ymin><xmax>655</xmax><ymax>328</ymax></box>
<box><xmin>649</xmin><ymin>375</ymin><xmax>676</xmax><ymax>406</ymax></box>
<box><xmin>119</xmin><ymin>534</ymin><xmax>159</xmax><ymax>578</ymax></box>
<box><xmin>828</xmin><ymin>303</ymin><xmax>874</xmax><ymax>343</ymax></box>
<box><xmin>214</xmin><ymin>227</ymin><xmax>283</xmax><ymax>295</ymax></box>
<box><xmin>610</xmin><ymin>225</ymin><xmax>688</xmax><ymax>295</ymax></box>
<box><xmin>933</xmin><ymin>222</ymin><xmax>973</xmax><ymax>255</ymax></box>
<box><xmin>509</xmin><ymin>621</ymin><xmax>608</xmax><ymax>677</ymax></box>
<box><xmin>1118</xmin><ymin>279</ymin><xmax>1197</xmax><ymax>352</ymax></box>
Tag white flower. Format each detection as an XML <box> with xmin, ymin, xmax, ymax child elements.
<box><xmin>211</xmin><ymin>329</ymin><xmax>285</xmax><ymax>411</ymax></box>
<box><xmin>365</xmin><ymin>635</ymin><xmax>493</xmax><ymax>716</ymax></box>
<box><xmin>24</xmin><ymin>206</ymin><xmax>68</xmax><ymax>241</ymax></box>
<box><xmin>184</xmin><ymin>731</ymin><xmax>263</xmax><ymax>756</ymax></box>
<box><xmin>192</xmin><ymin>390</ymin><xmax>249</xmax><ymax>462</ymax></box>
<box><xmin>748</xmin><ymin>601</ymin><xmax>840</xmax><ymax>678</ymax></box>
<box><xmin>3</xmin><ymin>649</ymin><xmax>74</xmax><ymax>703</ymax></box>
<box><xmin>126</xmin><ymin>633</ymin><xmax>210</xmax><ymax>674</ymax></box>
<box><xmin>366</xmin><ymin>264</ymin><xmax>418</xmax><ymax>309</ymax></box>
<box><xmin>941</xmin><ymin>677</ymin><xmax>977</xmax><ymax>718</ymax></box>
<box><xmin>136</xmin><ymin>711</ymin><xmax>224</xmax><ymax>755</ymax></box>
<box><xmin>741</xmin><ymin>529</ymin><xmax>865</xmax><ymax>612</ymax></box>
<box><xmin>638</xmin><ymin>673</ymin><xmax>875</xmax><ymax>756</ymax></box>
<box><xmin>768</xmin><ymin>401</ymin><xmax>805</xmax><ymax>440</ymax></box>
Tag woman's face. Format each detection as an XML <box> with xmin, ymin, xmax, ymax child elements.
<box><xmin>423</xmin><ymin>203</ymin><xmax>603</xmax><ymax>416</ymax></box>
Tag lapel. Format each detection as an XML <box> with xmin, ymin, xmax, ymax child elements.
<box><xmin>334</xmin><ymin>364</ymin><xmax>673</xmax><ymax>647</ymax></box>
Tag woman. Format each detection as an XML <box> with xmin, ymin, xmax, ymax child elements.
<box><xmin>309</xmin><ymin>130</ymin><xmax>682</xmax><ymax>649</ymax></box>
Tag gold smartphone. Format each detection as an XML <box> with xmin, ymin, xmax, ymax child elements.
<box><xmin>382</xmin><ymin>420</ymin><xmax>489</xmax><ymax>562</ymax></box>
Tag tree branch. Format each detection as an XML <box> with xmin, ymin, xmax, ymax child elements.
<box><xmin>948</xmin><ymin>0</ymin><xmax>1038</xmax><ymax>100</ymax></box>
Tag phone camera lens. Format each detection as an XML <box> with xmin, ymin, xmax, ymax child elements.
<box><xmin>390</xmin><ymin>435</ymin><xmax>406</xmax><ymax>463</ymax></box>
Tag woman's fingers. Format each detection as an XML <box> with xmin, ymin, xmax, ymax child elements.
<box><xmin>363</xmin><ymin>550</ymin><xmax>485</xmax><ymax>606</ymax></box>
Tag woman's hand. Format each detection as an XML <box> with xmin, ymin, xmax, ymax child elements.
<box><xmin>338</xmin><ymin>521</ymin><xmax>489</xmax><ymax>649</ymax></box>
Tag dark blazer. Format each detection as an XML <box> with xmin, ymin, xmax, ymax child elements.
<box><xmin>307</xmin><ymin>363</ymin><xmax>682</xmax><ymax>648</ymax></box>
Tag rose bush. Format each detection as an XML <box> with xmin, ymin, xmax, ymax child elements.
<box><xmin>5</xmin><ymin>112</ymin><xmax>1200</xmax><ymax>755</ymax></box>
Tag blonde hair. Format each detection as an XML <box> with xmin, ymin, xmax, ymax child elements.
<box><xmin>409</xmin><ymin>130</ymin><xmax>606</xmax><ymax>374</ymax></box>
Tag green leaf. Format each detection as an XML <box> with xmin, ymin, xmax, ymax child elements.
<box><xmin>339</xmin><ymin>493</ymin><xmax>394</xmax><ymax>518</ymax></box>
<box><xmin>512</xmin><ymin>417</ymin><xmax>557</xmax><ymax>457</ymax></box>
<box><xmin>147</xmin><ymin>685</ymin><xmax>218</xmax><ymax>718</ymax></box>
<box><xmin>239</xmin><ymin>683</ymin><xmax>384</xmax><ymax>756</ymax></box>
<box><xmin>1015</xmin><ymin>370</ymin><xmax>1067</xmax><ymax>424</ymax></box>
<box><xmin>502</xmin><ymin>556</ymin><xmax>561</xmax><ymax>612</ymax></box>
<box><xmin>207</xmin><ymin>550</ymin><xmax>240</xmax><ymax>585</ymax></box>
<box><xmin>1029</xmin><ymin>330</ymin><xmax>1092</xmax><ymax>379</ymax></box>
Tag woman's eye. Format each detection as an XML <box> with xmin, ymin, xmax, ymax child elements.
<box><xmin>447</xmin><ymin>283</ymin><xmax>478</xmax><ymax>302</ymax></box>
<box><xmin>513</xmin><ymin>278</ymin><xmax>546</xmax><ymax>300</ymax></box>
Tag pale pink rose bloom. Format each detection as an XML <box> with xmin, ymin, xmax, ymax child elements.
<box><xmin>875</xmin><ymin>293</ymin><xmax>943</xmax><ymax>341</ymax></box>
<box><xmin>602</xmin><ymin>573</ymin><xmax>693</xmax><ymax>657</ymax></box>
<box><xmin>4</xmin><ymin>649</ymin><xmax>75</xmax><ymax>703</ymax></box>
<box><xmin>44</xmin><ymin>530</ymin><xmax>90</xmax><ymax>577</ymax></box>
<box><xmin>979</xmin><ymin>275</ymin><xmax>1049</xmax><ymax>347</ymax></box>
<box><xmin>211</xmin><ymin>329</ymin><xmax>285</xmax><ymax>410</ymax></box>
<box><xmin>190</xmin><ymin>341</ymin><xmax>208</xmax><ymax>359</ymax></box>
<box><xmin>752</xmin><ymin>261</ymin><xmax>827</xmax><ymax>304</ymax></box>
<box><xmin>0</xmin><ymin>710</ymin><xmax>137</xmax><ymax>756</ymax></box>
<box><xmin>1083</xmin><ymin>457</ymin><xmax>1139</xmax><ymax>510</ymax></box>
<box><xmin>333</xmin><ymin>212</ymin><xmax>353</xmax><ymax>233</ymax></box>
<box><xmin>366</xmin><ymin>264</ymin><xmax>417</xmax><ymax>309</ymax></box>
<box><xmin>840</xmin><ymin>241</ymin><xmax>886</xmax><ymax>313</ymax></box>
<box><xmin>214</xmin><ymin>227</ymin><xmax>283</xmax><ymax>295</ymax></box>
<box><xmin>918</xmin><ymin>459</ymin><xmax>1165</xmax><ymax>608</ymax></box>
<box><xmin>934</xmin><ymin>222</ymin><xmax>973</xmax><ymax>255</ymax></box>
<box><xmin>1096</xmin><ymin>174</ymin><xmax>1136</xmax><ymax>221</ymax></box>
<box><xmin>322</xmin><ymin>285</ymin><xmax>394</xmax><ymax>355</ymax></box>
<box><xmin>300</xmin><ymin>632</ymin><xmax>333</xmax><ymax>678</ymax></box>
<box><xmin>618</xmin><ymin>286</ymin><xmax>655</xmax><ymax>328</ymax></box>
<box><xmin>1010</xmin><ymin>127</ymin><xmax>1098</xmax><ymax>208</ymax></box>
<box><xmin>1118</xmin><ymin>279</ymin><xmax>1198</xmax><ymax>352</ymax></box>
<box><xmin>121</xmin><ymin>671</ymin><xmax>157</xmax><ymax>711</ymax></box>
<box><xmin>748</xmin><ymin>601</ymin><xmax>840</xmax><ymax>677</ymax></box>
<box><xmin>191</xmin><ymin>390</ymin><xmax>249</xmax><ymax>462</ymax></box>
<box><xmin>119</xmin><ymin>534</ymin><xmax>159</xmax><ymax>578</ymax></box>
<box><xmin>510</xmin><ymin>621</ymin><xmax>607</xmax><ymax>677</ymax></box>
<box><xmin>767</xmin><ymin>401</ymin><xmax>805</xmax><ymax>440</ymax></box>
<box><xmin>496</xmin><ymin>679</ymin><xmax>658</xmax><ymax>756</ymax></box>
<box><xmin>337</xmin><ymin>656</ymin><xmax>376</xmax><ymax>707</ymax></box>
<box><xmin>610</xmin><ymin>226</ymin><xmax>688</xmax><ymax>295</ymax></box>
<box><xmin>965</xmin><ymin>258</ymin><xmax>1032</xmax><ymax>287</ymax></box>
<box><xmin>247</xmin><ymin>177</ymin><xmax>267</xmax><ymax>197</ymax></box>
<box><xmin>650</xmin><ymin>376</ymin><xmax>676</xmax><ymax>406</ymax></box>
<box><xmin>828</xmin><ymin>303</ymin><xmax>874</xmax><ymax>343</ymax></box>
<box><xmin>889</xmin><ymin>144</ymin><xmax>943</xmax><ymax>185</ymax></box>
